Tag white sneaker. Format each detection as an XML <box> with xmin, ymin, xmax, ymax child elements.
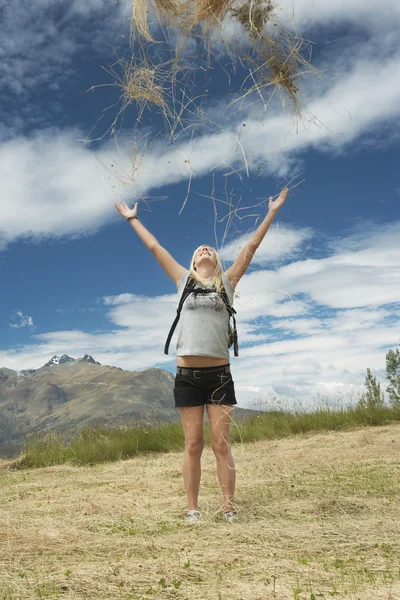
<box><xmin>185</xmin><ymin>510</ymin><xmax>200</xmax><ymax>523</ymax></box>
<box><xmin>224</xmin><ymin>511</ymin><xmax>237</xmax><ymax>523</ymax></box>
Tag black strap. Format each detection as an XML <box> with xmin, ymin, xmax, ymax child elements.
<box><xmin>164</xmin><ymin>276</ymin><xmax>239</xmax><ymax>356</ymax></box>
<box><xmin>164</xmin><ymin>277</ymin><xmax>196</xmax><ymax>355</ymax></box>
<box><xmin>220</xmin><ymin>287</ymin><xmax>239</xmax><ymax>357</ymax></box>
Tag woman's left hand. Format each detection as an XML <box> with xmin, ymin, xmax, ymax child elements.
<box><xmin>268</xmin><ymin>187</ymin><xmax>289</xmax><ymax>214</ymax></box>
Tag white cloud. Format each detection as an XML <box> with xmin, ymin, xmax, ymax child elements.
<box><xmin>271</xmin><ymin>317</ymin><xmax>324</xmax><ymax>336</ymax></box>
<box><xmin>219</xmin><ymin>224</ymin><xmax>313</xmax><ymax>265</ymax></box>
<box><xmin>1</xmin><ymin>327</ymin><xmax>175</xmax><ymax>373</ymax></box>
<box><xmin>9</xmin><ymin>311</ymin><xmax>35</xmax><ymax>329</ymax></box>
<box><xmin>0</xmin><ymin>129</ymin><xmax>131</xmax><ymax>249</ymax></box>
<box><xmin>102</xmin><ymin>292</ymin><xmax>178</xmax><ymax>334</ymax></box>
<box><xmin>232</xmin><ymin>222</ymin><xmax>400</xmax><ymax>314</ymax></box>
<box><xmin>279</xmin><ymin>0</ymin><xmax>400</xmax><ymax>31</ymax></box>
<box><xmin>128</xmin><ymin>46</ymin><xmax>400</xmax><ymax>192</ymax></box>
<box><xmin>0</xmin><ymin>0</ymin><xmax>131</xmax><ymax>140</ymax></box>
<box><xmin>0</xmin><ymin>0</ymin><xmax>129</xmax><ymax>98</ymax></box>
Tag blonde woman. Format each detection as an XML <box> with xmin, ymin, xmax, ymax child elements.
<box><xmin>114</xmin><ymin>187</ymin><xmax>288</xmax><ymax>523</ymax></box>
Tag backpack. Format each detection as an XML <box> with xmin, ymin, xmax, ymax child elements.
<box><xmin>164</xmin><ymin>276</ymin><xmax>239</xmax><ymax>356</ymax></box>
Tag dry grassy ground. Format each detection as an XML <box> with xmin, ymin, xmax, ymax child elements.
<box><xmin>1</xmin><ymin>424</ymin><xmax>400</xmax><ymax>599</ymax></box>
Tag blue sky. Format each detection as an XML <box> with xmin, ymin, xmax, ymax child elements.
<box><xmin>1</xmin><ymin>0</ymin><xmax>399</xmax><ymax>408</ymax></box>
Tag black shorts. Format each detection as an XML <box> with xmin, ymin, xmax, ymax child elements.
<box><xmin>174</xmin><ymin>364</ymin><xmax>237</xmax><ymax>408</ymax></box>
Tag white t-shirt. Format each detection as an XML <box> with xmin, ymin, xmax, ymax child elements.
<box><xmin>176</xmin><ymin>270</ymin><xmax>235</xmax><ymax>359</ymax></box>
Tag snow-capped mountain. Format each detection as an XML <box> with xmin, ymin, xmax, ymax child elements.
<box><xmin>20</xmin><ymin>354</ymin><xmax>101</xmax><ymax>375</ymax></box>
<box><xmin>77</xmin><ymin>354</ymin><xmax>101</xmax><ymax>365</ymax></box>
<box><xmin>44</xmin><ymin>354</ymin><xmax>76</xmax><ymax>367</ymax></box>
<box><xmin>44</xmin><ymin>354</ymin><xmax>100</xmax><ymax>367</ymax></box>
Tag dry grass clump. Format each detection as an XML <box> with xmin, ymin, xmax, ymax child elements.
<box><xmin>231</xmin><ymin>0</ymin><xmax>274</xmax><ymax>37</ymax></box>
<box><xmin>131</xmin><ymin>0</ymin><xmax>270</xmax><ymax>37</ymax></box>
<box><xmin>121</xmin><ymin>62</ymin><xmax>166</xmax><ymax>109</ymax></box>
<box><xmin>86</xmin><ymin>50</ymin><xmax>182</xmax><ymax>146</ymax></box>
<box><xmin>89</xmin><ymin>51</ymin><xmax>173</xmax><ymax>134</ymax></box>
<box><xmin>195</xmin><ymin>0</ymin><xmax>232</xmax><ymax>24</ymax></box>
<box><xmin>131</xmin><ymin>0</ymin><xmax>186</xmax><ymax>40</ymax></box>
<box><xmin>228</xmin><ymin>1</ymin><xmax>316</xmax><ymax>117</ymax></box>
<box><xmin>131</xmin><ymin>0</ymin><xmax>151</xmax><ymax>40</ymax></box>
<box><xmin>251</xmin><ymin>37</ymin><xmax>312</xmax><ymax>117</ymax></box>
<box><xmin>131</xmin><ymin>0</ymin><xmax>276</xmax><ymax>37</ymax></box>
<box><xmin>130</xmin><ymin>0</ymin><xmax>316</xmax><ymax>120</ymax></box>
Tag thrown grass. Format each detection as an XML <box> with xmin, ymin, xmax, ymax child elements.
<box><xmin>127</xmin><ymin>0</ymin><xmax>318</xmax><ymax>122</ymax></box>
<box><xmin>88</xmin><ymin>51</ymin><xmax>174</xmax><ymax>138</ymax></box>
<box><xmin>231</xmin><ymin>0</ymin><xmax>274</xmax><ymax>37</ymax></box>
<box><xmin>133</xmin><ymin>0</ymin><xmax>274</xmax><ymax>35</ymax></box>
<box><xmin>6</xmin><ymin>403</ymin><xmax>400</xmax><ymax>470</ymax></box>
<box><xmin>122</xmin><ymin>64</ymin><xmax>166</xmax><ymax>108</ymax></box>
<box><xmin>132</xmin><ymin>0</ymin><xmax>232</xmax><ymax>38</ymax></box>
<box><xmin>1</xmin><ymin>424</ymin><xmax>400</xmax><ymax>599</ymax></box>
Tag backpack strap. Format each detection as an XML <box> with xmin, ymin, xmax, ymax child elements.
<box><xmin>164</xmin><ymin>276</ymin><xmax>196</xmax><ymax>355</ymax></box>
<box><xmin>220</xmin><ymin>286</ymin><xmax>239</xmax><ymax>357</ymax></box>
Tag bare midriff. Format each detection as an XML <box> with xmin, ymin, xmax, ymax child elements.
<box><xmin>176</xmin><ymin>355</ymin><xmax>229</xmax><ymax>368</ymax></box>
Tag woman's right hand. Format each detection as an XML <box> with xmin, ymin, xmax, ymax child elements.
<box><xmin>114</xmin><ymin>201</ymin><xmax>138</xmax><ymax>220</ymax></box>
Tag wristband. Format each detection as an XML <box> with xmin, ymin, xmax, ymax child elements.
<box><xmin>127</xmin><ymin>216</ymin><xmax>138</xmax><ymax>222</ymax></box>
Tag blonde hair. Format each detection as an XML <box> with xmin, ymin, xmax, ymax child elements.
<box><xmin>189</xmin><ymin>245</ymin><xmax>224</xmax><ymax>293</ymax></box>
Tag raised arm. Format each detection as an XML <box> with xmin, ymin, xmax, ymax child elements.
<box><xmin>114</xmin><ymin>201</ymin><xmax>186</xmax><ymax>285</ymax></box>
<box><xmin>226</xmin><ymin>187</ymin><xmax>289</xmax><ymax>288</ymax></box>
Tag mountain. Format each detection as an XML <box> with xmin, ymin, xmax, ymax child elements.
<box><xmin>77</xmin><ymin>354</ymin><xmax>101</xmax><ymax>365</ymax></box>
<box><xmin>44</xmin><ymin>354</ymin><xmax>76</xmax><ymax>367</ymax></box>
<box><xmin>23</xmin><ymin>353</ymin><xmax>102</xmax><ymax>374</ymax></box>
<box><xmin>0</xmin><ymin>356</ymin><xmax>177</xmax><ymax>457</ymax></box>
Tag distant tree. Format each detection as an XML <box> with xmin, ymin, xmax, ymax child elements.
<box><xmin>386</xmin><ymin>344</ymin><xmax>400</xmax><ymax>406</ymax></box>
<box><xmin>357</xmin><ymin>368</ymin><xmax>384</xmax><ymax>409</ymax></box>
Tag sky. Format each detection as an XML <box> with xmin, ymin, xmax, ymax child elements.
<box><xmin>0</xmin><ymin>0</ymin><xmax>399</xmax><ymax>409</ymax></box>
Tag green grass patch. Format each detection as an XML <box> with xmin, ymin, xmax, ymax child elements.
<box><xmin>15</xmin><ymin>404</ymin><xmax>400</xmax><ymax>469</ymax></box>
<box><xmin>18</xmin><ymin>422</ymin><xmax>184</xmax><ymax>468</ymax></box>
<box><xmin>230</xmin><ymin>404</ymin><xmax>400</xmax><ymax>444</ymax></box>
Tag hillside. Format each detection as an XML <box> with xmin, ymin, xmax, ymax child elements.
<box><xmin>0</xmin><ymin>355</ymin><xmax>177</xmax><ymax>456</ymax></box>
<box><xmin>1</xmin><ymin>424</ymin><xmax>399</xmax><ymax>599</ymax></box>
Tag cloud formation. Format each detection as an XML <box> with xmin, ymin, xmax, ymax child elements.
<box><xmin>0</xmin><ymin>0</ymin><xmax>129</xmax><ymax>138</ymax></box>
<box><xmin>0</xmin><ymin>0</ymin><xmax>128</xmax><ymax>97</ymax></box>
<box><xmin>219</xmin><ymin>224</ymin><xmax>313</xmax><ymax>266</ymax></box>
<box><xmin>9</xmin><ymin>311</ymin><xmax>35</xmax><ymax>330</ymax></box>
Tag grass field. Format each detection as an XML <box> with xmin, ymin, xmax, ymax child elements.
<box><xmin>1</xmin><ymin>422</ymin><xmax>400</xmax><ymax>599</ymax></box>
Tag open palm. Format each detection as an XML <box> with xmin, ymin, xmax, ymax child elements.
<box><xmin>268</xmin><ymin>187</ymin><xmax>289</xmax><ymax>214</ymax></box>
<box><xmin>114</xmin><ymin>201</ymin><xmax>138</xmax><ymax>220</ymax></box>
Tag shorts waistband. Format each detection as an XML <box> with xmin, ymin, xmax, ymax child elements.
<box><xmin>176</xmin><ymin>364</ymin><xmax>230</xmax><ymax>376</ymax></box>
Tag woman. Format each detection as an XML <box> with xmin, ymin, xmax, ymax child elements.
<box><xmin>114</xmin><ymin>187</ymin><xmax>288</xmax><ymax>523</ymax></box>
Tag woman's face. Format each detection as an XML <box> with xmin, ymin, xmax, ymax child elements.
<box><xmin>194</xmin><ymin>245</ymin><xmax>217</xmax><ymax>269</ymax></box>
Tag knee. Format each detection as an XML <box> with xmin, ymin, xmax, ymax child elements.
<box><xmin>211</xmin><ymin>439</ymin><xmax>231</xmax><ymax>457</ymax></box>
<box><xmin>185</xmin><ymin>439</ymin><xmax>204</xmax><ymax>457</ymax></box>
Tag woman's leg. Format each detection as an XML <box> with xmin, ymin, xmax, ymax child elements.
<box><xmin>206</xmin><ymin>404</ymin><xmax>236</xmax><ymax>513</ymax></box>
<box><xmin>178</xmin><ymin>406</ymin><xmax>205</xmax><ymax>510</ymax></box>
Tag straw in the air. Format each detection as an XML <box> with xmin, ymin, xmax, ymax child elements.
<box><xmin>231</xmin><ymin>0</ymin><xmax>274</xmax><ymax>37</ymax></box>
